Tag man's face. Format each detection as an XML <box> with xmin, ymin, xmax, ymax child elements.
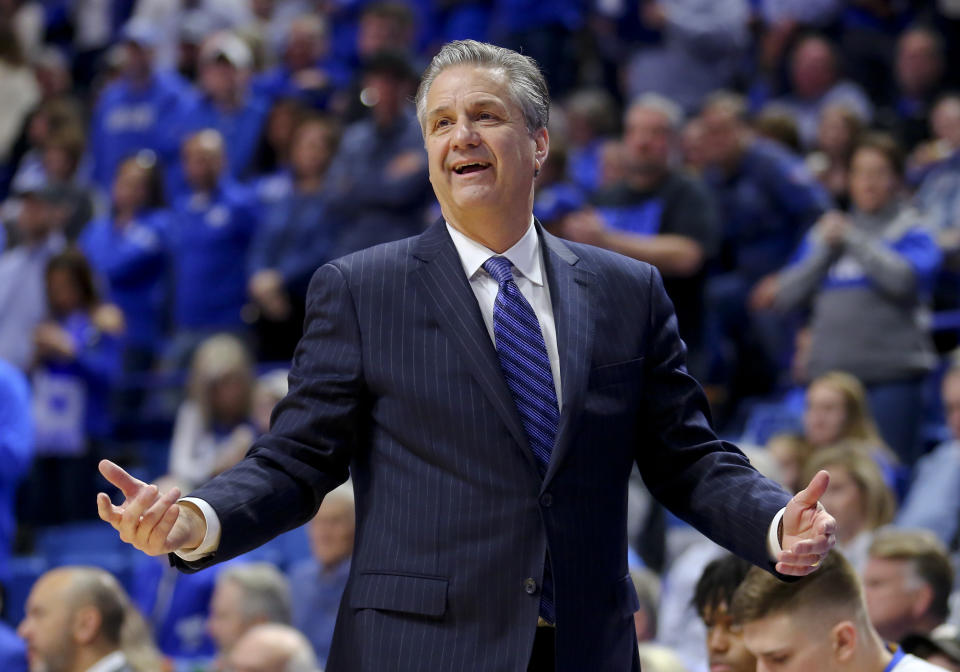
<box><xmin>623</xmin><ymin>105</ymin><xmax>672</xmax><ymax>179</ymax></box>
<box><xmin>863</xmin><ymin>557</ymin><xmax>925</xmax><ymax>641</ymax></box>
<box><xmin>208</xmin><ymin>580</ymin><xmax>254</xmax><ymax>655</ymax></box>
<box><xmin>424</xmin><ymin>65</ymin><xmax>547</xmax><ymax>231</ymax></box>
<box><xmin>16</xmin><ymin>194</ymin><xmax>52</xmax><ymax>242</ymax></box>
<box><xmin>17</xmin><ymin>573</ymin><xmax>77</xmax><ymax>672</ymax></box>
<box><xmin>701</xmin><ymin>602</ymin><xmax>755</xmax><ymax>672</ymax></box>
<box><xmin>308</xmin><ymin>497</ymin><xmax>355</xmax><ymax>569</ymax></box>
<box><xmin>699</xmin><ymin>109</ymin><xmax>740</xmax><ymax>168</ymax></box>
<box><xmin>226</xmin><ymin>632</ymin><xmax>286</xmax><ymax>672</ymax></box>
<box><xmin>791</xmin><ymin>39</ymin><xmax>836</xmax><ymax>100</ymax></box>
<box><xmin>896</xmin><ymin>31</ymin><xmax>941</xmax><ymax>97</ymax></box>
<box><xmin>743</xmin><ymin>611</ymin><xmax>838</xmax><ymax>672</ymax></box>
<box><xmin>182</xmin><ymin>137</ymin><xmax>223</xmax><ymax>191</ymax></box>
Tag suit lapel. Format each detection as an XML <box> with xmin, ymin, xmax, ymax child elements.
<box><xmin>411</xmin><ymin>221</ymin><xmax>541</xmax><ymax>477</ymax></box>
<box><xmin>540</xmin><ymin>227</ymin><xmax>594</xmax><ymax>490</ymax></box>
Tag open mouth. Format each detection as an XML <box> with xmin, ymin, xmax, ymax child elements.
<box><xmin>452</xmin><ymin>161</ymin><xmax>491</xmax><ymax>175</ymax></box>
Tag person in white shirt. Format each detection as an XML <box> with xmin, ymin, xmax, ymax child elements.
<box><xmin>732</xmin><ymin>550</ymin><xmax>950</xmax><ymax>672</ymax></box>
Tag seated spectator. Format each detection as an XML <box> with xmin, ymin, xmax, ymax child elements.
<box><xmin>562</xmin><ymin>88</ymin><xmax>621</xmax><ymax>196</ymax></box>
<box><xmin>289</xmin><ymin>482</ymin><xmax>354</xmax><ymax>666</ymax></box>
<box><xmin>896</xmin><ymin>358</ymin><xmax>960</xmax><ymax>546</ymax></box>
<box><xmin>692</xmin><ymin>553</ymin><xmax>756</xmax><ymax>672</ymax></box>
<box><xmin>863</xmin><ymin>528</ymin><xmax>954</xmax><ymax>644</ymax></box>
<box><xmin>0</xmin><ymin>585</ymin><xmax>27</xmax><ymax>672</ymax></box>
<box><xmin>806</xmin><ymin>104</ymin><xmax>864</xmax><ymax>210</ymax></box>
<box><xmin>766</xmin><ymin>433</ymin><xmax>813</xmax><ymax>494</ymax></box>
<box><xmin>0</xmin><ymin>177</ymin><xmax>65</xmax><ymax>370</ymax></box>
<box><xmin>248</xmin><ymin>115</ymin><xmax>342</xmax><ymax>361</ymax></box>
<box><xmin>163</xmin><ymin>129</ymin><xmax>259</xmax><ymax>372</ymax></box>
<box><xmin>732</xmin><ymin>550</ymin><xmax>946</xmax><ymax>671</ymax></box>
<box><xmin>802</xmin><ymin>445</ymin><xmax>896</xmax><ymax>573</ymax></box>
<box><xmin>325</xmin><ymin>51</ymin><xmax>430</xmax><ymax>256</ymax></box>
<box><xmin>252</xmin><ymin>369</ymin><xmax>288</xmax><ymax>436</ymax></box>
<box><xmin>630</xmin><ymin>567</ymin><xmax>660</xmax><ymax>645</ymax></box>
<box><xmin>88</xmin><ymin>18</ymin><xmax>190</xmax><ymax>194</ymax></box>
<box><xmin>915</xmin><ymin>96</ymin><xmax>960</xmax><ymax>263</ymax></box>
<box><xmin>79</xmin><ymin>152</ymin><xmax>168</xmax><ymax>381</ymax></box>
<box><xmin>228</xmin><ymin>623</ymin><xmax>321</xmax><ymax>672</ymax></box>
<box><xmin>0</xmin><ymin>24</ymin><xmax>39</xmax><ymax>174</ymax></box>
<box><xmin>560</xmin><ymin>94</ymin><xmax>719</xmax><ymax>375</ymax></box>
<box><xmin>18</xmin><ymin>566</ymin><xmax>163</xmax><ymax>672</ymax></box>
<box><xmin>208</xmin><ymin>563</ymin><xmax>292</xmax><ymax>672</ymax></box>
<box><xmin>250</xmin><ymin>98</ymin><xmax>307</xmax><ymax>206</ymax></box>
<box><xmin>7</xmin><ymin>95</ymin><xmax>86</xmax><ymax>202</ymax></box>
<box><xmin>624</xmin><ymin>0</ymin><xmax>751</xmax><ymax>114</ymax></box>
<box><xmin>40</xmin><ymin>126</ymin><xmax>95</xmax><ymax>241</ymax></box>
<box><xmin>903</xmin><ymin>629</ymin><xmax>960</xmax><ymax>672</ymax></box>
<box><xmin>771</xmin><ymin>133</ymin><xmax>941</xmax><ymax>465</ymax></box>
<box><xmin>22</xmin><ymin>250</ymin><xmax>123</xmax><ymax>525</ymax></box>
<box><xmin>0</xmin><ymin>359</ymin><xmax>32</xmax><ymax>588</ymax></box>
<box><xmin>771</xmin><ymin>34</ymin><xmax>873</xmax><ymax>150</ymax></box>
<box><xmin>169</xmin><ymin>334</ymin><xmax>256</xmax><ymax>491</ymax></box>
<box><xmin>699</xmin><ymin>91</ymin><xmax>830</xmax><ymax>406</ymax></box>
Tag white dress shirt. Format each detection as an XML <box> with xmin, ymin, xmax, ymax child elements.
<box><xmin>86</xmin><ymin>650</ymin><xmax>127</xmax><ymax>672</ymax></box>
<box><xmin>178</xmin><ymin>220</ymin><xmax>784</xmax><ymax>562</ymax></box>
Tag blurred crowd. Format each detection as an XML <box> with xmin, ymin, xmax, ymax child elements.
<box><xmin>4</xmin><ymin>0</ymin><xmax>960</xmax><ymax>670</ymax></box>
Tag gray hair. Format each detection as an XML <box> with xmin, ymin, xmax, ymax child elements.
<box><xmin>415</xmin><ymin>39</ymin><xmax>549</xmax><ymax>135</ymax></box>
<box><xmin>241</xmin><ymin>624</ymin><xmax>320</xmax><ymax>672</ymax></box>
<box><xmin>628</xmin><ymin>93</ymin><xmax>684</xmax><ymax>131</ymax></box>
<box><xmin>218</xmin><ymin>563</ymin><xmax>292</xmax><ymax>625</ymax></box>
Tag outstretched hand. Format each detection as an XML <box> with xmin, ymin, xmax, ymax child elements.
<box><xmin>777</xmin><ymin>470</ymin><xmax>837</xmax><ymax>576</ymax></box>
<box><xmin>96</xmin><ymin>460</ymin><xmax>205</xmax><ymax>556</ymax></box>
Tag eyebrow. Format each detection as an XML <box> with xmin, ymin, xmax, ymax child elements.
<box><xmin>427</xmin><ymin>97</ymin><xmax>508</xmax><ymax>119</ymax></box>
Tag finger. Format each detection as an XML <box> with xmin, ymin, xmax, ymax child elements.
<box><xmin>96</xmin><ymin>492</ymin><xmax>122</xmax><ymax>526</ymax></box>
<box><xmin>147</xmin><ymin>502</ymin><xmax>181</xmax><ymax>554</ymax></box>
<box><xmin>817</xmin><ymin>514</ymin><xmax>837</xmax><ymax>537</ymax></box>
<box><xmin>794</xmin><ymin>470</ymin><xmax>830</xmax><ymax>508</ymax></box>
<box><xmin>117</xmin><ymin>484</ymin><xmax>159</xmax><ymax>541</ymax></box>
<box><xmin>778</xmin><ymin>550</ymin><xmax>825</xmax><ymax>566</ymax></box>
<box><xmin>98</xmin><ymin>459</ymin><xmax>145</xmax><ymax>499</ymax></box>
<box><xmin>785</xmin><ymin>534</ymin><xmax>835</xmax><ymax>557</ymax></box>
<box><xmin>776</xmin><ymin>562</ymin><xmax>820</xmax><ymax>577</ymax></box>
<box><xmin>138</xmin><ymin>487</ymin><xmax>181</xmax><ymax>532</ymax></box>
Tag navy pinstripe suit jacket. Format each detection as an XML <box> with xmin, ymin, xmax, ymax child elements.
<box><xmin>173</xmin><ymin>220</ymin><xmax>791</xmax><ymax>671</ymax></box>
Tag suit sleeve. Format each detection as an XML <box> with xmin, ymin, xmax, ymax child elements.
<box><xmin>170</xmin><ymin>262</ymin><xmax>364</xmax><ymax>572</ymax></box>
<box><xmin>636</xmin><ymin>268</ymin><xmax>791</xmax><ymax>573</ymax></box>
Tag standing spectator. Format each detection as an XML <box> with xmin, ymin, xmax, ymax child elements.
<box><xmin>171</xmin><ymin>31</ymin><xmax>270</xmax><ymax>191</ymax></box>
<box><xmin>771</xmin><ymin>34</ymin><xmax>874</xmax><ymax>149</ymax></box>
<box><xmin>289</xmin><ymin>483</ymin><xmax>355</xmax><ymax>666</ymax></box>
<box><xmin>771</xmin><ymin>134</ymin><xmax>941</xmax><ymax>465</ymax></box>
<box><xmin>23</xmin><ymin>250</ymin><xmax>123</xmax><ymax>525</ymax></box>
<box><xmin>732</xmin><ymin>550</ymin><xmax>947</xmax><ymax>671</ymax></box>
<box><xmin>699</xmin><ymin>92</ymin><xmax>830</xmax><ymax>403</ymax></box>
<box><xmin>896</xmin><ymin>358</ymin><xmax>960</xmax><ymax>546</ymax></box>
<box><xmin>560</xmin><ymin>94</ymin><xmax>719</xmax><ymax>374</ymax></box>
<box><xmin>88</xmin><ymin>17</ymin><xmax>190</xmax><ymax>194</ymax></box>
<box><xmin>164</xmin><ymin>130</ymin><xmax>258</xmax><ymax>372</ymax></box>
<box><xmin>806</xmin><ymin>104</ymin><xmax>864</xmax><ymax>210</ymax></box>
<box><xmin>79</xmin><ymin>153</ymin><xmax>169</xmax><ymax>382</ymax></box>
<box><xmin>863</xmin><ymin>529</ymin><xmax>954</xmax><ymax>644</ymax></box>
<box><xmin>169</xmin><ymin>334</ymin><xmax>256</xmax><ymax>491</ymax></box>
<box><xmin>624</xmin><ymin>0</ymin><xmax>751</xmax><ymax>114</ymax></box>
<box><xmin>325</xmin><ymin>51</ymin><xmax>431</xmax><ymax>256</ymax></box>
<box><xmin>0</xmin><ymin>179</ymin><xmax>65</xmax><ymax>370</ymax></box>
<box><xmin>41</xmin><ymin>127</ymin><xmax>95</xmax><ymax>241</ymax></box>
<box><xmin>0</xmin><ymin>358</ymin><xmax>32</xmax><ymax>589</ymax></box>
<box><xmin>249</xmin><ymin>98</ymin><xmax>306</xmax><ymax>207</ymax></box>
<box><xmin>802</xmin><ymin>446</ymin><xmax>896</xmax><ymax>573</ymax></box>
<box><xmin>208</xmin><ymin>563</ymin><xmax>292</xmax><ymax>672</ymax></box>
<box><xmin>248</xmin><ymin>115</ymin><xmax>341</xmax><ymax>361</ymax></box>
<box><xmin>228</xmin><ymin>624</ymin><xmax>321</xmax><ymax>672</ymax></box>
<box><xmin>693</xmin><ymin>554</ymin><xmax>756</xmax><ymax>672</ymax></box>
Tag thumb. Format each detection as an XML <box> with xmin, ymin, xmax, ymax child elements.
<box><xmin>794</xmin><ymin>469</ymin><xmax>830</xmax><ymax>509</ymax></box>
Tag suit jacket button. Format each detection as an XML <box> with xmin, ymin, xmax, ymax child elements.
<box><xmin>523</xmin><ymin>578</ymin><xmax>538</xmax><ymax>595</ymax></box>
<box><xmin>540</xmin><ymin>493</ymin><xmax>553</xmax><ymax>507</ymax></box>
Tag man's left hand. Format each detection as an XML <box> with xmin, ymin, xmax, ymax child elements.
<box><xmin>777</xmin><ymin>470</ymin><xmax>837</xmax><ymax>576</ymax></box>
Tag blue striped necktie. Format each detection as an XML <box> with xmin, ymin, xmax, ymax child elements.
<box><xmin>483</xmin><ymin>255</ymin><xmax>559</xmax><ymax>622</ymax></box>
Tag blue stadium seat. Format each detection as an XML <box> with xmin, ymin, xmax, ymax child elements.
<box><xmin>36</xmin><ymin>521</ymin><xmax>126</xmax><ymax>561</ymax></box>
<box><xmin>5</xmin><ymin>555</ymin><xmax>47</xmax><ymax>626</ymax></box>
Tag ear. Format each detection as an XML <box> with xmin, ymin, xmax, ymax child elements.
<box><xmin>72</xmin><ymin>605</ymin><xmax>102</xmax><ymax>646</ymax></box>
<box><xmin>830</xmin><ymin>621</ymin><xmax>857</xmax><ymax>663</ymax></box>
<box><xmin>533</xmin><ymin>127</ymin><xmax>549</xmax><ymax>169</ymax></box>
<box><xmin>912</xmin><ymin>584</ymin><xmax>934</xmax><ymax>619</ymax></box>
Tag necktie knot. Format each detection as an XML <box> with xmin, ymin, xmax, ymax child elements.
<box><xmin>483</xmin><ymin>256</ymin><xmax>515</xmax><ymax>286</ymax></box>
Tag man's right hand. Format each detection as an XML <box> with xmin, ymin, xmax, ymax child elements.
<box><xmin>97</xmin><ymin>460</ymin><xmax>206</xmax><ymax>556</ymax></box>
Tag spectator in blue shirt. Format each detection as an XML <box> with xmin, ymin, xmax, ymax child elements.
<box><xmin>163</xmin><ymin>130</ymin><xmax>259</xmax><ymax>374</ymax></box>
<box><xmin>288</xmin><ymin>482</ymin><xmax>354</xmax><ymax>666</ymax></box>
<box><xmin>698</xmin><ymin>92</ymin><xmax>831</xmax><ymax>405</ymax></box>
<box><xmin>88</xmin><ymin>18</ymin><xmax>190</xmax><ymax>195</ymax></box>
<box><xmin>325</xmin><ymin>51</ymin><xmax>431</xmax><ymax>256</ymax></box>
<box><xmin>79</xmin><ymin>152</ymin><xmax>169</xmax><ymax>378</ymax></box>
<box><xmin>248</xmin><ymin>115</ymin><xmax>342</xmax><ymax>362</ymax></box>
<box><xmin>169</xmin><ymin>31</ymin><xmax>271</xmax><ymax>195</ymax></box>
<box><xmin>0</xmin><ymin>359</ymin><xmax>32</xmax><ymax>589</ymax></box>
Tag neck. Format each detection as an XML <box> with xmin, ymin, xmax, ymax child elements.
<box><xmin>72</xmin><ymin>644</ymin><xmax>119</xmax><ymax>672</ymax></box>
<box><xmin>446</xmin><ymin>210</ymin><xmax>531</xmax><ymax>253</ymax></box>
<box><xmin>114</xmin><ymin>209</ymin><xmax>135</xmax><ymax>226</ymax></box>
<box><xmin>295</xmin><ymin>174</ymin><xmax>325</xmax><ymax>194</ymax></box>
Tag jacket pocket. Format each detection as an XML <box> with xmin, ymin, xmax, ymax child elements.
<box><xmin>349</xmin><ymin>571</ymin><xmax>449</xmax><ymax>618</ymax></box>
<box><xmin>614</xmin><ymin>573</ymin><xmax>641</xmax><ymax>618</ymax></box>
<box><xmin>588</xmin><ymin>357</ymin><xmax>645</xmax><ymax>390</ymax></box>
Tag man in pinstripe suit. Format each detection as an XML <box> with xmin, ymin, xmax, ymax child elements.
<box><xmin>98</xmin><ymin>41</ymin><xmax>837</xmax><ymax>671</ymax></box>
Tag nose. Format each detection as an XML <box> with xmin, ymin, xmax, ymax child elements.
<box><xmin>451</xmin><ymin>118</ymin><xmax>480</xmax><ymax>150</ymax></box>
<box><xmin>707</xmin><ymin>626</ymin><xmax>729</xmax><ymax>653</ymax></box>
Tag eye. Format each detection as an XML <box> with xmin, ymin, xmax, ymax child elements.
<box><xmin>433</xmin><ymin>118</ymin><xmax>451</xmax><ymax>131</ymax></box>
<box><xmin>478</xmin><ymin>111</ymin><xmax>497</xmax><ymax>121</ymax></box>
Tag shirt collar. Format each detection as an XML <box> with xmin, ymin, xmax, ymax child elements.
<box><xmin>86</xmin><ymin>650</ymin><xmax>126</xmax><ymax>672</ymax></box>
<box><xmin>445</xmin><ymin>217</ymin><xmax>543</xmax><ymax>286</ymax></box>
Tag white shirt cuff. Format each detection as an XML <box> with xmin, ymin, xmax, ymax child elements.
<box><xmin>767</xmin><ymin>507</ymin><xmax>786</xmax><ymax>561</ymax></box>
<box><xmin>173</xmin><ymin>497</ymin><xmax>222</xmax><ymax>561</ymax></box>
